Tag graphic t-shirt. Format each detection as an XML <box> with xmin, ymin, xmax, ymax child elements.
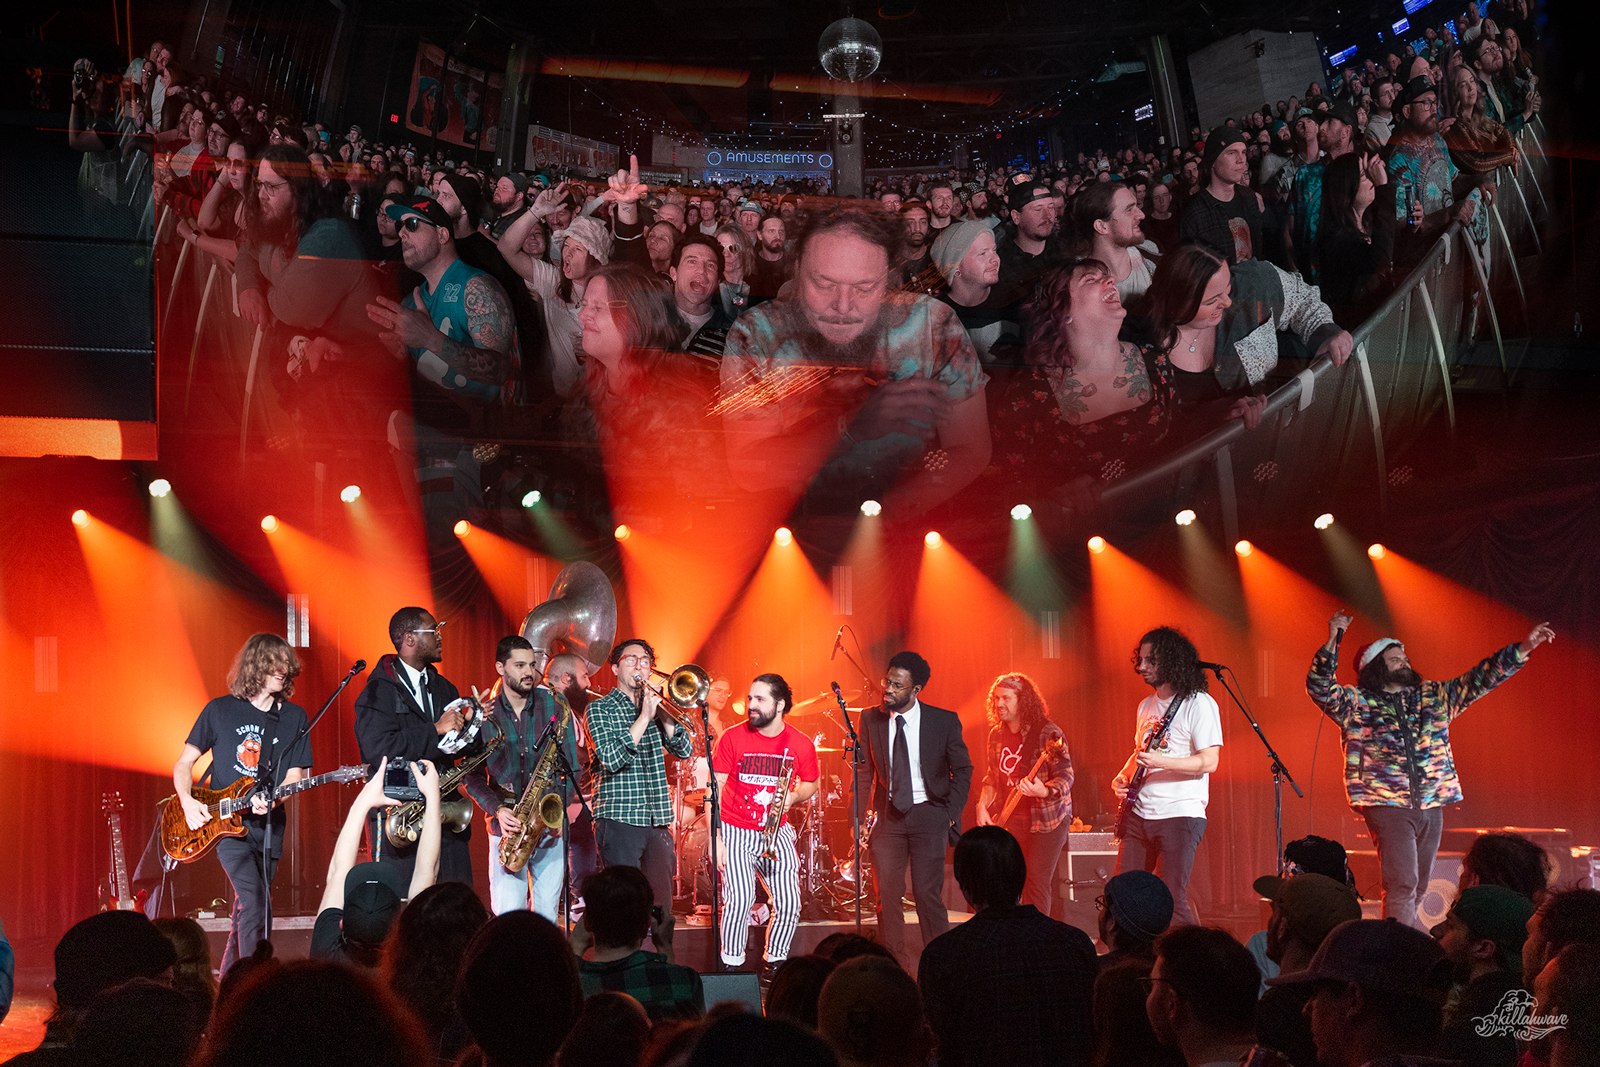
<box><xmin>711</xmin><ymin>722</ymin><xmax>820</xmax><ymax>831</ymax></box>
<box><xmin>1129</xmin><ymin>691</ymin><xmax>1223</xmax><ymax>821</ymax></box>
<box><xmin>997</xmin><ymin>733</ymin><xmax>1028</xmax><ymax>793</ymax></box>
<box><xmin>185</xmin><ymin>695</ymin><xmax>314</xmax><ymax>836</ymax></box>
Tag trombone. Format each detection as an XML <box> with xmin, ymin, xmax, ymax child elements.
<box><xmin>590</xmin><ymin>662</ymin><xmax>711</xmax><ymax>735</ymax></box>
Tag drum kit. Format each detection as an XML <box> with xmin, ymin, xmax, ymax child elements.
<box><xmin>670</xmin><ymin>686</ymin><xmax>878</xmax><ymax>921</ymax></box>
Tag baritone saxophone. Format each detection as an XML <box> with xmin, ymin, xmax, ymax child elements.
<box><xmin>498</xmin><ymin>691</ymin><xmax>574</xmax><ymax>874</ymax></box>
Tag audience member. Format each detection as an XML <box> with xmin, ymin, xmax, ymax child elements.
<box><xmin>459</xmin><ymin>912</ymin><xmax>585</xmax><ymax>1067</ymax></box>
<box><xmin>1459</xmin><ymin>831</ymin><xmax>1553</xmax><ymax>904</ymax></box>
<box><xmin>572</xmin><ymin>864</ymin><xmax>704</xmax><ymax>1020</ymax></box>
<box><xmin>930</xmin><ymin>218</ymin><xmax>1020</xmax><ymax>364</ymax></box>
<box><xmin>670</xmin><ymin>232</ymin><xmax>736</xmax><ymax>364</ymax></box>
<box><xmin>69</xmin><ymin>979</ymin><xmax>201</xmax><ymax>1067</ymax></box>
<box><xmin>191</xmin><ymin>960</ymin><xmax>432</xmax><ymax>1067</ymax></box>
<box><xmin>994</xmin><ymin>182</ymin><xmax>1065</xmax><ymax>304</ymax></box>
<box><xmin>382</xmin><ymin>881</ymin><xmax>489</xmax><ymax>1060</ymax></box>
<box><xmin>919</xmin><ymin>826</ymin><xmax>1096</xmax><ymax>1067</ymax></box>
<box><xmin>1098</xmin><ymin>869</ymin><xmax>1175</xmax><ymax>970</ymax></box>
<box><xmin>817</xmin><ymin>956</ymin><xmax>932</xmax><ymax>1067</ymax></box>
<box><xmin>1522</xmin><ymin>889</ymin><xmax>1600</xmax><ymax>999</ymax></box>
<box><xmin>1268</xmin><ymin>919</ymin><xmax>1453</xmax><ymax>1067</ymax></box>
<box><xmin>1074</xmin><ymin>182</ymin><xmax>1155</xmax><ymax>302</ymax></box>
<box><xmin>1178</xmin><ymin>126</ymin><xmax>1265</xmax><ymax>265</ymax></box>
<box><xmin>555</xmin><ymin>992</ymin><xmax>652</xmax><ymax>1067</ymax></box>
<box><xmin>687</xmin><ymin>1012</ymin><xmax>839</xmax><ymax>1067</ymax></box>
<box><xmin>1146</xmin><ymin>926</ymin><xmax>1262</xmax><ymax>1067</ymax></box>
<box><xmin>1534</xmin><ymin>943</ymin><xmax>1600</xmax><ymax>1067</ymax></box>
<box><xmin>310</xmin><ymin>761</ymin><xmax>441</xmax><ymax>967</ymax></box>
<box><xmin>1143</xmin><ymin>182</ymin><xmax>1179</xmax><ymax>254</ymax></box>
<box><xmin>766</xmin><ymin>954</ymin><xmax>837</xmax><ymax>1030</ymax></box>
<box><xmin>1252</xmin><ymin>874</ymin><xmax>1364</xmax><ymax>1067</ymax></box>
<box><xmin>811</xmin><ymin>932</ymin><xmax>899</xmax><ymax>965</ymax></box>
<box><xmin>150</xmin><ymin>916</ymin><xmax>218</xmax><ymax>1035</ymax></box>
<box><xmin>1388</xmin><ymin>78</ymin><xmax>1487</xmax><ymax>262</ymax></box>
<box><xmin>1316</xmin><ymin>150</ymin><xmax>1397</xmax><ymax>324</ymax></box>
<box><xmin>1434</xmin><ymin>884</ymin><xmax>1535</xmax><ymax>1067</ymax></box>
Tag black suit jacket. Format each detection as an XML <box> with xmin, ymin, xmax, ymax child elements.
<box><xmin>353</xmin><ymin>653</ymin><xmax>462</xmax><ymax>777</ymax></box>
<box><xmin>856</xmin><ymin>702</ymin><xmax>974</xmax><ymax>843</ymax></box>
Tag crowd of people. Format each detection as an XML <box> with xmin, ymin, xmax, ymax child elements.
<box><xmin>58</xmin><ymin>0</ymin><xmax>1545</xmax><ymax>533</ymax></box>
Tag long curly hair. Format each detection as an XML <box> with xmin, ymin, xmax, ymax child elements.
<box><xmin>1022</xmin><ymin>258</ymin><xmax>1110</xmax><ymax>372</ymax></box>
<box><xmin>382</xmin><ymin>882</ymin><xmax>488</xmax><ymax>1051</ymax></box>
<box><xmin>985</xmin><ymin>672</ymin><xmax>1051</xmax><ymax>734</ymax></box>
<box><xmin>227</xmin><ymin>633</ymin><xmax>301</xmax><ymax>700</ymax></box>
<box><xmin>1130</xmin><ymin>626</ymin><xmax>1208</xmax><ymax>697</ymax></box>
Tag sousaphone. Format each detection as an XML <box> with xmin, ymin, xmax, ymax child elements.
<box><xmin>521</xmin><ymin>561</ymin><xmax>618</xmax><ymax>673</ymax></box>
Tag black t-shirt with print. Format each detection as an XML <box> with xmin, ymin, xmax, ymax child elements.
<box><xmin>185</xmin><ymin>695</ymin><xmax>314</xmax><ymax>839</ymax></box>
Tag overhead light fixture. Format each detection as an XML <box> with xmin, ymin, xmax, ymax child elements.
<box><xmin>1087</xmin><ymin>536</ymin><xmax>1106</xmax><ymax>554</ymax></box>
<box><xmin>340</xmin><ymin>485</ymin><xmax>361</xmax><ymax>503</ymax></box>
<box><xmin>1314</xmin><ymin>513</ymin><xmax>1335</xmax><ymax>530</ymax></box>
<box><xmin>924</xmin><ymin>531</ymin><xmax>942</xmax><ymax>548</ymax></box>
<box><xmin>774</xmin><ymin>527</ymin><xmax>793</xmax><ymax>546</ymax></box>
<box><xmin>1368</xmin><ymin>543</ymin><xmax>1386</xmax><ymax>559</ymax></box>
<box><xmin>860</xmin><ymin>500</ymin><xmax>882</xmax><ymax>517</ymax></box>
<box><xmin>148</xmin><ymin>479</ymin><xmax>172</xmax><ymax>498</ymax></box>
<box><xmin>1010</xmin><ymin>504</ymin><xmax>1032</xmax><ymax>521</ymax></box>
<box><xmin>260</xmin><ymin>515</ymin><xmax>279</xmax><ymax>533</ymax></box>
<box><xmin>71</xmin><ymin>509</ymin><xmax>89</xmax><ymax>528</ymax></box>
<box><xmin>453</xmin><ymin>520</ymin><xmax>471</xmax><ymax>538</ymax></box>
<box><xmin>1175</xmin><ymin>509</ymin><xmax>1196</xmax><ymax>526</ymax></box>
<box><xmin>1235</xmin><ymin>540</ymin><xmax>1254</xmax><ymax>557</ymax></box>
<box><xmin>521</xmin><ymin>490</ymin><xmax>541</xmax><ymax>507</ymax></box>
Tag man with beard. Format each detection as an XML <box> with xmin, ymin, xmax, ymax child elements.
<box><xmin>1076</xmin><ymin>183</ymin><xmax>1153</xmax><ymax>302</ymax></box>
<box><xmin>711</xmin><ymin>674</ymin><xmax>819</xmax><ymax>974</ymax></box>
<box><xmin>461</xmin><ymin>638</ymin><xmax>587</xmax><ymax>919</ymax></box>
<box><xmin>994</xmin><ymin>182</ymin><xmax>1064</xmax><ymax>306</ymax></box>
<box><xmin>1113</xmin><ymin>628</ymin><xmax>1222</xmax><ymax>926</ymax></box>
<box><xmin>487</xmin><ymin>172</ymin><xmax>529</xmax><ymax>240</ymax></box>
<box><xmin>1385</xmin><ymin>78</ymin><xmax>1488</xmax><ymax>267</ymax></box>
<box><xmin>1366</xmin><ymin>77</ymin><xmax>1399</xmax><ymax>146</ymax></box>
<box><xmin>718</xmin><ymin>208</ymin><xmax>991</xmax><ymax>519</ymax></box>
<box><xmin>749</xmin><ymin>212</ymin><xmax>790</xmax><ymax>300</ymax></box>
<box><xmin>1144</xmin><ymin>927</ymin><xmax>1261</xmax><ymax>1067</ymax></box>
<box><xmin>1178</xmin><ymin>126</ymin><xmax>1264</xmax><ymax>266</ymax></box>
<box><xmin>926</xmin><ymin>181</ymin><xmax>957</xmax><ymax>234</ymax></box>
<box><xmin>1287</xmin><ymin>100</ymin><xmax>1359</xmax><ymax>282</ymax></box>
<box><xmin>897</xmin><ymin>200</ymin><xmax>938</xmax><ymax>293</ymax></box>
<box><xmin>355</xmin><ymin>607</ymin><xmax>480</xmax><ymax>885</ymax></box>
<box><xmin>854</xmin><ymin>651</ymin><xmax>973</xmax><ymax>971</ymax></box>
<box><xmin>1308</xmin><ymin>611</ymin><xmax>1555</xmax><ymax>929</ymax></box>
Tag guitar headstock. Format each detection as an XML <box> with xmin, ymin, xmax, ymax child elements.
<box><xmin>100</xmin><ymin>791</ymin><xmax>124</xmax><ymax>815</ymax></box>
<box><xmin>1046</xmin><ymin>736</ymin><xmax>1065</xmax><ymax>756</ymax></box>
<box><xmin>331</xmin><ymin>765</ymin><xmax>369</xmax><ymax>784</ymax></box>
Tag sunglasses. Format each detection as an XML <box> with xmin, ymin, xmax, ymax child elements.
<box><xmin>400</xmin><ymin>216</ymin><xmax>438</xmax><ymax>233</ymax></box>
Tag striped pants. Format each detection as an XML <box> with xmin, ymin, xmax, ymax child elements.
<box><xmin>718</xmin><ymin>822</ymin><xmax>800</xmax><ymax>967</ymax></box>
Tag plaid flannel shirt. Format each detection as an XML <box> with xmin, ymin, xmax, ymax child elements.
<box><xmin>578</xmin><ymin>951</ymin><xmax>704</xmax><ymax>1020</ymax></box>
<box><xmin>982</xmin><ymin>722</ymin><xmax>1074</xmax><ymax>833</ymax></box>
<box><xmin>586</xmin><ymin>687</ymin><xmax>693</xmax><ymax>827</ymax></box>
<box><xmin>1306</xmin><ymin>643</ymin><xmax>1527</xmax><ymax>809</ymax></box>
<box><xmin>460</xmin><ymin>687</ymin><xmax>580</xmax><ymax>836</ymax></box>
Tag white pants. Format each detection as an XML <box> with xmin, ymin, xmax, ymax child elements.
<box><xmin>487</xmin><ymin>830</ymin><xmax>565</xmax><ymax>921</ymax></box>
<box><xmin>718</xmin><ymin>822</ymin><xmax>800</xmax><ymax>967</ymax></box>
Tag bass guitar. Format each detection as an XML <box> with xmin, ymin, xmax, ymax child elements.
<box><xmin>1113</xmin><ymin>695</ymin><xmax>1189</xmax><ymax>841</ymax></box>
<box><xmin>99</xmin><ymin>792</ymin><xmax>147</xmax><ymax>913</ymax></box>
<box><xmin>996</xmin><ymin>735</ymin><xmax>1065</xmax><ymax>824</ymax></box>
<box><xmin>160</xmin><ymin>765</ymin><xmax>367</xmax><ymax>862</ymax></box>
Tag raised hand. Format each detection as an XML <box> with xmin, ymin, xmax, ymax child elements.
<box><xmin>605</xmin><ymin>154</ymin><xmax>648</xmax><ymax>205</ymax></box>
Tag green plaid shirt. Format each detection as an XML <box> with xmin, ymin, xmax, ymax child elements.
<box><xmin>578</xmin><ymin>951</ymin><xmax>704</xmax><ymax>1020</ymax></box>
<box><xmin>586</xmin><ymin>687</ymin><xmax>693</xmax><ymax>827</ymax></box>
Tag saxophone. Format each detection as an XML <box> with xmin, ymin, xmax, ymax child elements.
<box><xmin>384</xmin><ymin>714</ymin><xmax>504</xmax><ymax>847</ymax></box>
<box><xmin>759</xmin><ymin>755</ymin><xmax>797</xmax><ymax>860</ymax></box>
<box><xmin>498</xmin><ymin>691</ymin><xmax>574</xmax><ymax>874</ymax></box>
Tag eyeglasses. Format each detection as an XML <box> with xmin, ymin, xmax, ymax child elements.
<box><xmin>1095</xmin><ymin>895</ymin><xmax>1108</xmax><ymax>911</ymax></box>
<box><xmin>400</xmin><ymin>216</ymin><xmax>437</xmax><ymax>232</ymax></box>
<box><xmin>881</xmin><ymin>678</ymin><xmax>915</xmax><ymax>693</ymax></box>
<box><xmin>257</xmin><ymin>179</ymin><xmax>290</xmax><ymax>195</ymax></box>
<box><xmin>618</xmin><ymin>653</ymin><xmax>654</xmax><ymax>665</ymax></box>
<box><xmin>409</xmin><ymin>621</ymin><xmax>448</xmax><ymax>637</ymax></box>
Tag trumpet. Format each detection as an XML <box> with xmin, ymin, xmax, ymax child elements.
<box><xmin>589</xmin><ymin>662</ymin><xmax>711</xmax><ymax>735</ymax></box>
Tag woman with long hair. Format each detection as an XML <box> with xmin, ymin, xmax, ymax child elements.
<box><xmin>973</xmin><ymin>673</ymin><xmax>1075</xmax><ymax>915</ymax></box>
<box><xmin>990</xmin><ymin>257</ymin><xmax>1175</xmax><ymax>514</ymax></box>
<box><xmin>713</xmin><ymin>222</ymin><xmax>754</xmax><ymax>319</ymax></box>
<box><xmin>382</xmin><ymin>882</ymin><xmax>489</xmax><ymax>1061</ymax></box>
<box><xmin>152</xmin><ymin>916</ymin><xmax>219</xmax><ymax>1034</ymax></box>
<box><xmin>1446</xmin><ymin>64</ymin><xmax>1518</xmax><ymax>185</ymax></box>
<box><xmin>176</xmin><ymin>136</ymin><xmax>256</xmax><ymax>264</ymax></box>
<box><xmin>1316</xmin><ymin>150</ymin><xmax>1396</xmax><ymax>324</ymax></box>
<box><xmin>1141</xmin><ymin>241</ymin><xmax>1350</xmax><ymax>419</ymax></box>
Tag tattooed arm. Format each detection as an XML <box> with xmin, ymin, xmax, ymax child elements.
<box><xmin>447</xmin><ymin>274</ymin><xmax>513</xmax><ymax>386</ymax></box>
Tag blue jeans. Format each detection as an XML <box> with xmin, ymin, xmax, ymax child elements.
<box><xmin>1115</xmin><ymin>814</ymin><xmax>1206</xmax><ymax>925</ymax></box>
<box><xmin>487</xmin><ymin>831</ymin><xmax>565</xmax><ymax>920</ymax></box>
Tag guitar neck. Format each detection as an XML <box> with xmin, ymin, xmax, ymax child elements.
<box><xmin>217</xmin><ymin>767</ymin><xmax>344</xmax><ymax>818</ymax></box>
<box><xmin>108</xmin><ymin>813</ymin><xmax>131</xmax><ymax>904</ymax></box>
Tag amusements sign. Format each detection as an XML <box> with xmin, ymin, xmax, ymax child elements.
<box><xmin>405</xmin><ymin>41</ymin><xmax>503</xmax><ymax>152</ymax></box>
<box><xmin>524</xmin><ymin>125</ymin><xmax>620</xmax><ymax>176</ymax></box>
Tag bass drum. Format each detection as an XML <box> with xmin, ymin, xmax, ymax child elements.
<box><xmin>677</xmin><ymin>811</ymin><xmax>714</xmax><ymax>902</ymax></box>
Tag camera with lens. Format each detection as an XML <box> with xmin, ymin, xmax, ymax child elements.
<box><xmin>382</xmin><ymin>757</ymin><xmax>422</xmax><ymax>802</ymax></box>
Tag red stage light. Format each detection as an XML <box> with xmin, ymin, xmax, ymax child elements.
<box><xmin>614</xmin><ymin>524</ymin><xmax>631</xmax><ymax>542</ymax></box>
<box><xmin>71</xmin><ymin>509</ymin><xmax>89</xmax><ymax>528</ymax></box>
<box><xmin>1368</xmin><ymin>543</ymin><xmax>1386</xmax><ymax>559</ymax></box>
<box><xmin>1235</xmin><ymin>540</ymin><xmax>1254</xmax><ymax>557</ymax></box>
<box><xmin>924</xmin><ymin>531</ymin><xmax>942</xmax><ymax>548</ymax></box>
<box><xmin>774</xmin><ymin>527</ymin><xmax>793</xmax><ymax>546</ymax></box>
<box><xmin>260</xmin><ymin>515</ymin><xmax>279</xmax><ymax>533</ymax></box>
<box><xmin>1087</xmin><ymin>536</ymin><xmax>1106</xmax><ymax>553</ymax></box>
<box><xmin>453</xmin><ymin>520</ymin><xmax>471</xmax><ymax>538</ymax></box>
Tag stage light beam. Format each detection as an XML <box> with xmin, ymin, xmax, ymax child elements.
<box><xmin>924</xmin><ymin>531</ymin><xmax>942</xmax><ymax>548</ymax></box>
<box><xmin>1235</xmin><ymin>540</ymin><xmax>1254</xmax><ymax>557</ymax></box>
<box><xmin>1010</xmin><ymin>504</ymin><xmax>1032</xmax><ymax>521</ymax></box>
<box><xmin>71</xmin><ymin>509</ymin><xmax>89</xmax><ymax>528</ymax></box>
<box><xmin>521</xmin><ymin>490</ymin><xmax>541</xmax><ymax>506</ymax></box>
<box><xmin>860</xmin><ymin>500</ymin><xmax>881</xmax><ymax>516</ymax></box>
<box><xmin>1368</xmin><ymin>543</ymin><xmax>1386</xmax><ymax>559</ymax></box>
<box><xmin>1314</xmin><ymin>513</ymin><xmax>1335</xmax><ymax>530</ymax></box>
<box><xmin>260</xmin><ymin>515</ymin><xmax>279</xmax><ymax>532</ymax></box>
<box><xmin>774</xmin><ymin>527</ymin><xmax>793</xmax><ymax>546</ymax></box>
<box><xmin>1175</xmin><ymin>509</ymin><xmax>1196</xmax><ymax>526</ymax></box>
<box><xmin>454</xmin><ymin>520</ymin><xmax>471</xmax><ymax>538</ymax></box>
<box><xmin>1087</xmin><ymin>536</ymin><xmax>1106</xmax><ymax>553</ymax></box>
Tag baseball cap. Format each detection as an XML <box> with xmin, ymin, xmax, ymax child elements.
<box><xmin>1451</xmin><ymin>885</ymin><xmax>1536</xmax><ymax>975</ymax></box>
<box><xmin>385</xmin><ymin>196</ymin><xmax>454</xmax><ymax>230</ymax></box>
<box><xmin>53</xmin><ymin>911</ymin><xmax>179</xmax><ymax>1009</ymax></box>
<box><xmin>1006</xmin><ymin>182</ymin><xmax>1056</xmax><ymax>212</ymax></box>
<box><xmin>1267</xmin><ymin>918</ymin><xmax>1453</xmax><ymax>1002</ymax></box>
<box><xmin>1322</xmin><ymin>98</ymin><xmax>1360</xmax><ymax>128</ymax></box>
<box><xmin>341</xmin><ymin>861</ymin><xmax>406</xmax><ymax>945</ymax></box>
<box><xmin>1253</xmin><ymin>873</ymin><xmax>1363</xmax><ymax>949</ymax></box>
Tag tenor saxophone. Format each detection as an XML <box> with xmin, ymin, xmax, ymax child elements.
<box><xmin>383</xmin><ymin>715</ymin><xmax>504</xmax><ymax>847</ymax></box>
<box><xmin>498</xmin><ymin>692</ymin><xmax>574</xmax><ymax>874</ymax></box>
<box><xmin>759</xmin><ymin>755</ymin><xmax>797</xmax><ymax>860</ymax></box>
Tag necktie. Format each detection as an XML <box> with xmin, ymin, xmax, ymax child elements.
<box><xmin>890</xmin><ymin>714</ymin><xmax>912</xmax><ymax>813</ymax></box>
<box><xmin>421</xmin><ymin>674</ymin><xmax>433</xmax><ymax>720</ymax></box>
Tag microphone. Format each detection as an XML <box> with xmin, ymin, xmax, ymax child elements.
<box><xmin>350</xmin><ymin>659</ymin><xmax>367</xmax><ymax>674</ymax></box>
<box><xmin>830</xmin><ymin>626</ymin><xmax>845</xmax><ymax>661</ymax></box>
<box><xmin>1198</xmin><ymin>660</ymin><xmax>1226</xmax><ymax>673</ymax></box>
<box><xmin>831</xmin><ymin>681</ymin><xmax>844</xmax><ymax>701</ymax></box>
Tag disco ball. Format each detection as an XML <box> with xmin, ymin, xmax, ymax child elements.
<box><xmin>819</xmin><ymin>18</ymin><xmax>883</xmax><ymax>82</ymax></box>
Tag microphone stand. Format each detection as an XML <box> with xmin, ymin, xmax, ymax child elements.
<box><xmin>698</xmin><ymin>698</ymin><xmax>722</xmax><ymax>964</ymax></box>
<box><xmin>831</xmin><ymin>682</ymin><xmax>865</xmax><ymax>935</ymax></box>
<box><xmin>252</xmin><ymin>660</ymin><xmax>366</xmax><ymax>953</ymax></box>
<box><xmin>1204</xmin><ymin>663</ymin><xmax>1302</xmax><ymax>875</ymax></box>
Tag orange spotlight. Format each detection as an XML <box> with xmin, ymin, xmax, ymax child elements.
<box><xmin>260</xmin><ymin>515</ymin><xmax>279</xmax><ymax>533</ymax></box>
<box><xmin>339</xmin><ymin>484</ymin><xmax>361</xmax><ymax>503</ymax></box>
<box><xmin>615</xmin><ymin>524</ymin><xmax>631</xmax><ymax>542</ymax></box>
<box><xmin>1235</xmin><ymin>540</ymin><xmax>1254</xmax><ymax>557</ymax></box>
<box><xmin>774</xmin><ymin>527</ymin><xmax>793</xmax><ymax>546</ymax></box>
<box><xmin>454</xmin><ymin>520</ymin><xmax>471</xmax><ymax>539</ymax></box>
<box><xmin>71</xmin><ymin>509</ymin><xmax>89</xmax><ymax>528</ymax></box>
<box><xmin>924</xmin><ymin>531</ymin><xmax>942</xmax><ymax>548</ymax></box>
<box><xmin>1087</xmin><ymin>536</ymin><xmax>1106</xmax><ymax>553</ymax></box>
<box><xmin>1368</xmin><ymin>543</ymin><xmax>1386</xmax><ymax>559</ymax></box>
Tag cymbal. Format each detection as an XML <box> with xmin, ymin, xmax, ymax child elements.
<box><xmin>815</xmin><ymin>746</ymin><xmax>845</xmax><ymax>753</ymax></box>
<box><xmin>1445</xmin><ymin>826</ymin><xmax>1571</xmax><ymax>835</ymax></box>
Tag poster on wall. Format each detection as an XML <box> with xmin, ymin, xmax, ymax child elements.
<box><xmin>524</xmin><ymin>125</ymin><xmax>621</xmax><ymax>175</ymax></box>
<box><xmin>404</xmin><ymin>41</ymin><xmax>503</xmax><ymax>152</ymax></box>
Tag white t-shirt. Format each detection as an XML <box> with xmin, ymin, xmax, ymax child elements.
<box><xmin>1115</xmin><ymin>246</ymin><xmax>1156</xmax><ymax>303</ymax></box>
<box><xmin>1130</xmin><ymin>690</ymin><xmax>1223</xmax><ymax>820</ymax></box>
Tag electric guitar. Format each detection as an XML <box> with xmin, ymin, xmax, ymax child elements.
<box><xmin>100</xmin><ymin>792</ymin><xmax>147</xmax><ymax>913</ymax></box>
<box><xmin>1113</xmin><ymin>695</ymin><xmax>1190</xmax><ymax>841</ymax></box>
<box><xmin>159</xmin><ymin>765</ymin><xmax>367</xmax><ymax>862</ymax></box>
<box><xmin>996</xmin><ymin>735</ymin><xmax>1065</xmax><ymax>824</ymax></box>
